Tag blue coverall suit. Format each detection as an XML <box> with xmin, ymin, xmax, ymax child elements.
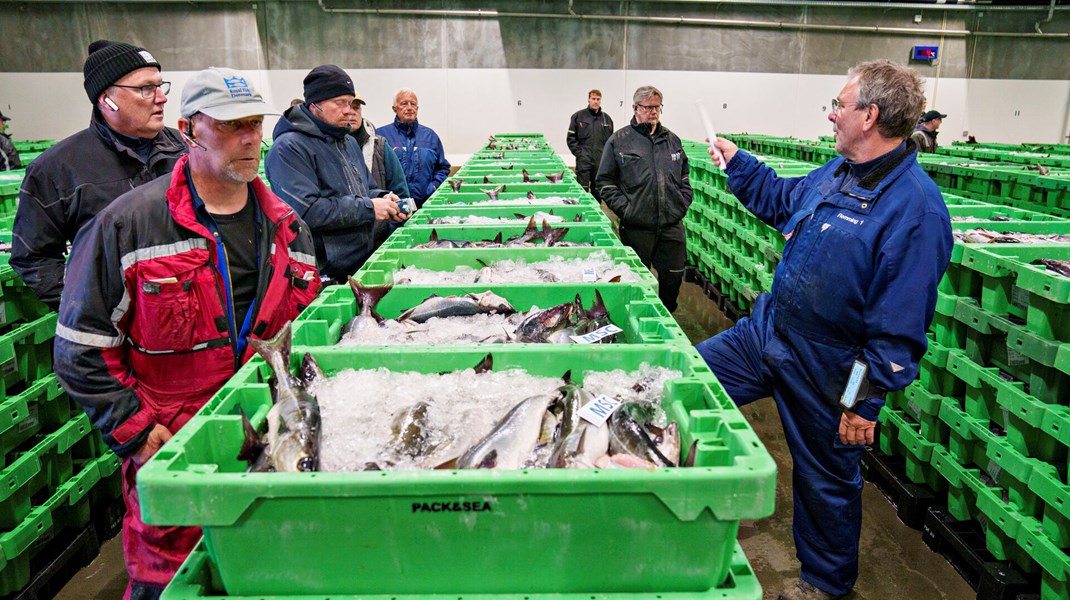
<box><xmin>696</xmin><ymin>142</ymin><xmax>952</xmax><ymax>596</ymax></box>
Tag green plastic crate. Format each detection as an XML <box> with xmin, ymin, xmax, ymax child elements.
<box><xmin>0</xmin><ymin>267</ymin><xmax>52</xmax><ymax>332</ymax></box>
<box><xmin>960</xmin><ymin>243</ymin><xmax>1070</xmax><ymax>342</ymax></box>
<box><xmin>0</xmin><ymin>374</ymin><xmax>73</xmax><ymax>466</ymax></box>
<box><xmin>444</xmin><ymin>171</ymin><xmax>578</xmax><ymax>186</ymax></box>
<box><xmin>0</xmin><ymin>312</ymin><xmax>57</xmax><ymax>399</ymax></box>
<box><xmin>1017</xmin><ymin>518</ymin><xmax>1070</xmax><ymax>600</ymax></box>
<box><xmin>379</xmin><ymin>223</ymin><xmax>618</xmax><ymax>251</ymax></box>
<box><xmin>139</xmin><ymin>345</ymin><xmax>776</xmax><ymax>597</ymax></box>
<box><xmin>354</xmin><ymin>246</ymin><xmax>658</xmax><ymax>289</ymax></box>
<box><xmin>292</xmin><ymin>283</ymin><xmax>688</xmax><ymax>347</ymax></box>
<box><xmin>877</xmin><ymin>407</ymin><xmax>943</xmax><ymax>491</ymax></box>
<box><xmin>162</xmin><ymin>540</ymin><xmax>763</xmax><ymax>600</ymax></box>
<box><xmin>0</xmin><ymin>412</ymin><xmax>92</xmax><ymax>530</ymax></box>
<box><xmin>407</xmin><ymin>205</ymin><xmax>610</xmax><ymax>227</ymax></box>
<box><xmin>0</xmin><ymin>450</ymin><xmax>102</xmax><ymax>595</ymax></box>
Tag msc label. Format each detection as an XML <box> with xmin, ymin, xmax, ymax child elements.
<box><xmin>412</xmin><ymin>501</ymin><xmax>492</xmax><ymax>513</ymax></box>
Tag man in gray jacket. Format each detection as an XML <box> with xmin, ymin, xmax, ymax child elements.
<box><xmin>596</xmin><ymin>85</ymin><xmax>692</xmax><ymax>312</ymax></box>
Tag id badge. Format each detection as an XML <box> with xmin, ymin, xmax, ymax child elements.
<box><xmin>840</xmin><ymin>360</ymin><xmax>869</xmax><ymax>410</ymax></box>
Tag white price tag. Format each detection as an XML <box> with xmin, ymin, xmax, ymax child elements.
<box><xmin>570</xmin><ymin>324</ymin><xmax>623</xmax><ymax>344</ymax></box>
<box><xmin>582</xmin><ymin>267</ymin><xmax>597</xmax><ymax>282</ymax></box>
<box><xmin>578</xmin><ymin>395</ymin><xmax>623</xmax><ymax>427</ymax></box>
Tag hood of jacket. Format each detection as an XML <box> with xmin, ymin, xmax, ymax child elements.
<box><xmin>392</xmin><ymin>115</ymin><xmax>420</xmax><ymax>137</ymax></box>
<box><xmin>273</xmin><ymin>104</ymin><xmax>351</xmax><ymax>142</ymax></box>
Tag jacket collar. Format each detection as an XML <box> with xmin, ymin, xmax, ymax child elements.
<box><xmin>90</xmin><ymin>109</ymin><xmax>181</xmax><ymax>164</ymax></box>
<box><xmin>165</xmin><ymin>155</ymin><xmax>297</xmax><ymax>240</ymax></box>
<box><xmin>825</xmin><ymin>140</ymin><xmax>918</xmax><ymax>200</ymax></box>
<box><xmin>629</xmin><ymin>116</ymin><xmax>660</xmax><ymax>139</ymax></box>
<box><xmin>393</xmin><ymin>116</ymin><xmax>419</xmax><ymax>137</ymax></box>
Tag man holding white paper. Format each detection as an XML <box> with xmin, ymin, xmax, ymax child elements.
<box><xmin>696</xmin><ymin>61</ymin><xmax>952</xmax><ymax>600</ymax></box>
<box><xmin>595</xmin><ymin>85</ymin><xmax>692</xmax><ymax>312</ymax></box>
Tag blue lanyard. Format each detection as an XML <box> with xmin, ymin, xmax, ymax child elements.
<box><xmin>185</xmin><ymin>165</ymin><xmax>263</xmax><ymax>356</ymax></box>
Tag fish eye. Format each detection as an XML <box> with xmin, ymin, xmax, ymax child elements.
<box><xmin>297</xmin><ymin>456</ymin><xmax>316</xmax><ymax>471</ymax></box>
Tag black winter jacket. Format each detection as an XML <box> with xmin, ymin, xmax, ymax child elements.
<box><xmin>595</xmin><ymin>118</ymin><xmax>693</xmax><ymax>231</ymax></box>
<box><xmin>10</xmin><ymin>111</ymin><xmax>186</xmax><ymax>309</ymax></box>
<box><xmin>567</xmin><ymin>107</ymin><xmax>614</xmax><ymax>170</ymax></box>
<box><xmin>0</xmin><ymin>133</ymin><xmax>20</xmax><ymax>172</ymax></box>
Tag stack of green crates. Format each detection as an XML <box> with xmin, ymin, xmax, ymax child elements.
<box><xmin>690</xmin><ymin>134</ymin><xmax>1070</xmax><ymax>600</ymax></box>
<box><xmin>0</xmin><ymin>142</ymin><xmax>124</xmax><ymax>595</ymax></box>
<box><xmin>726</xmin><ymin>134</ymin><xmax>1070</xmax><ymax>219</ymax></box>
<box><xmin>145</xmin><ymin>132</ymin><xmax>776</xmax><ymax>599</ymax></box>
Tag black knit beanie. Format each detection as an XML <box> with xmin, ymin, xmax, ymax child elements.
<box><xmin>83</xmin><ymin>40</ymin><xmax>161</xmax><ymax>104</ymax></box>
<box><xmin>303</xmin><ymin>65</ymin><xmax>355</xmax><ymax>106</ymax></box>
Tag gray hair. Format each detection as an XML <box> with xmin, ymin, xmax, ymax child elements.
<box><xmin>847</xmin><ymin>60</ymin><xmax>925</xmax><ymax>140</ymax></box>
<box><xmin>632</xmin><ymin>85</ymin><xmax>663</xmax><ymax>105</ymax></box>
<box><xmin>393</xmin><ymin>88</ymin><xmax>417</xmax><ymax>105</ymax></box>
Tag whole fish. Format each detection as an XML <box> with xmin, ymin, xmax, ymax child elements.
<box><xmin>514</xmin><ymin>302</ymin><xmax>576</xmax><ymax>343</ymax></box>
<box><xmin>399</xmin><ymin>294</ymin><xmax>482</xmax><ymax>323</ymax></box>
<box><xmin>1036</xmin><ymin>258</ymin><xmax>1070</xmax><ymax>278</ymax></box>
<box><xmin>244</xmin><ymin>322</ymin><xmax>321</xmax><ymax>472</ymax></box>
<box><xmin>505</xmin><ymin>217</ymin><xmax>540</xmax><ymax>246</ymax></box>
<box><xmin>388</xmin><ymin>401</ymin><xmax>438</xmax><ymax>458</ymax></box>
<box><xmin>469</xmin><ymin>233</ymin><xmax>505</xmax><ymax>248</ymax></box>
<box><xmin>608</xmin><ymin>407</ymin><xmax>676</xmax><ymax>467</ymax></box>
<box><xmin>468</xmin><ymin>290</ymin><xmax>515</xmax><ymax>314</ymax></box>
<box><xmin>414</xmin><ymin>229</ymin><xmax>471</xmax><ymax>249</ymax></box>
<box><xmin>548</xmin><ymin>421</ymin><xmax>611</xmax><ymax>469</ymax></box>
<box><xmin>457</xmin><ymin>393</ymin><xmax>556</xmax><ymax>469</ymax></box>
<box><xmin>344</xmin><ymin>281</ymin><xmax>392</xmax><ymax>337</ymax></box>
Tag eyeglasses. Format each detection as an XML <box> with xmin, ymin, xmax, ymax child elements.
<box><xmin>214</xmin><ymin>118</ymin><xmax>263</xmax><ymax>134</ymax></box>
<box><xmin>831</xmin><ymin>98</ymin><xmax>863</xmax><ymax>113</ymax></box>
<box><xmin>111</xmin><ymin>82</ymin><xmax>171</xmax><ymax>99</ymax></box>
<box><xmin>635</xmin><ymin>104</ymin><xmax>663</xmax><ymax>113</ymax></box>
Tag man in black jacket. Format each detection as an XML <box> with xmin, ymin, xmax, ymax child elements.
<box><xmin>910</xmin><ymin>110</ymin><xmax>945</xmax><ymax>153</ymax></box>
<box><xmin>596</xmin><ymin>85</ymin><xmax>692</xmax><ymax>312</ymax></box>
<box><xmin>0</xmin><ymin>112</ymin><xmax>21</xmax><ymax>172</ymax></box>
<box><xmin>10</xmin><ymin>40</ymin><xmax>186</xmax><ymax>310</ymax></box>
<box><xmin>567</xmin><ymin>89</ymin><xmax>614</xmax><ymax>200</ymax></box>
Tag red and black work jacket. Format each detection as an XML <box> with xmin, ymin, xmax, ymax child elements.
<box><xmin>54</xmin><ymin>155</ymin><xmax>322</xmax><ymax>457</ymax></box>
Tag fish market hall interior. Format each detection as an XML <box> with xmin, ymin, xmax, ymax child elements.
<box><xmin>1</xmin><ymin>1</ymin><xmax>1070</xmax><ymax>599</ymax></box>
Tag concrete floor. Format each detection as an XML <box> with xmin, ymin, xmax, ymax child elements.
<box><xmin>54</xmin><ymin>280</ymin><xmax>977</xmax><ymax>600</ymax></box>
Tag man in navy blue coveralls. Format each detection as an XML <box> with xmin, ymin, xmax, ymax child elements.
<box><xmin>697</xmin><ymin>61</ymin><xmax>953</xmax><ymax>600</ymax></box>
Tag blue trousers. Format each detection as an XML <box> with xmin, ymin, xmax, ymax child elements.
<box><xmin>696</xmin><ymin>296</ymin><xmax>864</xmax><ymax>596</ymax></box>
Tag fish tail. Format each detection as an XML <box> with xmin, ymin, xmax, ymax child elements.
<box><xmin>249</xmin><ymin>321</ymin><xmax>292</xmax><ymax>381</ymax></box>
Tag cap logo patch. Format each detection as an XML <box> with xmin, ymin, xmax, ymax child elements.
<box><xmin>224</xmin><ymin>76</ymin><xmax>253</xmax><ymax>98</ymax></box>
<box><xmin>138</xmin><ymin>50</ymin><xmax>156</xmax><ymax>63</ymax></box>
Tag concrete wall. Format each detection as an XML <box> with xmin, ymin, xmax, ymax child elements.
<box><xmin>1</xmin><ymin>1</ymin><xmax>1068</xmax><ymax>158</ymax></box>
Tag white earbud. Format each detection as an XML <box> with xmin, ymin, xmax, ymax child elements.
<box><xmin>103</xmin><ymin>97</ymin><xmax>119</xmax><ymax>111</ymax></box>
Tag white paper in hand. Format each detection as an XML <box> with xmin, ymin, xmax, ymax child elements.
<box><xmin>695</xmin><ymin>100</ymin><xmax>726</xmax><ymax>170</ymax></box>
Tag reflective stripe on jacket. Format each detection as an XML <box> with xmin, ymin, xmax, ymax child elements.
<box><xmin>54</xmin><ymin>155</ymin><xmax>321</xmax><ymax>456</ymax></box>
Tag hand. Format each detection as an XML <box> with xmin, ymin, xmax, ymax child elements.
<box><xmin>372</xmin><ymin>197</ymin><xmax>406</xmax><ymax>222</ymax></box>
<box><xmin>707</xmin><ymin>137</ymin><xmax>739</xmax><ymax>169</ymax></box>
<box><xmin>839</xmin><ymin>411</ymin><xmax>876</xmax><ymax>446</ymax></box>
<box><xmin>131</xmin><ymin>424</ymin><xmax>173</xmax><ymax>466</ymax></box>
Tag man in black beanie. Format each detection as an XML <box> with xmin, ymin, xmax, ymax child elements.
<box><xmin>265</xmin><ymin>64</ymin><xmax>408</xmax><ymax>282</ymax></box>
<box><xmin>11</xmin><ymin>39</ymin><xmax>186</xmax><ymax>310</ymax></box>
